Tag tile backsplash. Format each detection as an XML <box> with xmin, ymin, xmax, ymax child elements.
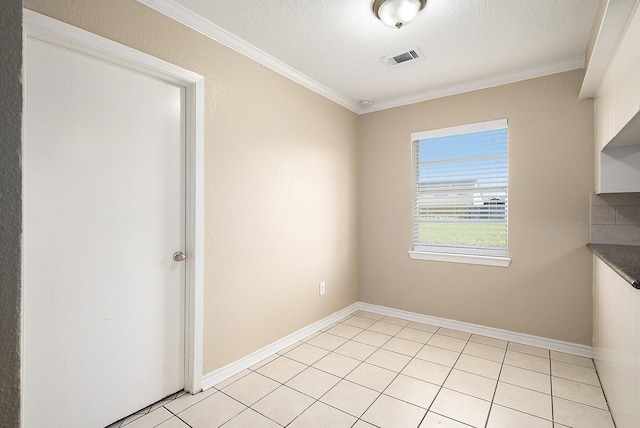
<box><xmin>591</xmin><ymin>193</ymin><xmax>640</xmax><ymax>245</ymax></box>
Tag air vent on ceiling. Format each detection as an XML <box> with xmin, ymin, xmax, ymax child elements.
<box><xmin>382</xmin><ymin>47</ymin><xmax>424</xmax><ymax>67</ymax></box>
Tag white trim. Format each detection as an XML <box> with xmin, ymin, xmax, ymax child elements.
<box><xmin>408</xmin><ymin>251</ymin><xmax>511</xmax><ymax>268</ymax></box>
<box><xmin>200</xmin><ymin>301</ymin><xmax>592</xmax><ymax>390</ymax></box>
<box><xmin>136</xmin><ymin>0</ymin><xmax>359</xmax><ymax>113</ymax></box>
<box><xmin>580</xmin><ymin>0</ymin><xmax>640</xmax><ymax>99</ymax></box>
<box><xmin>23</xmin><ymin>9</ymin><xmax>205</xmax><ymax>393</ymax></box>
<box><xmin>411</xmin><ymin>120</ymin><xmax>509</xmax><ymax>264</ymax></box>
<box><xmin>357</xmin><ymin>303</ymin><xmax>593</xmax><ymax>358</ymax></box>
<box><xmin>365</xmin><ymin>56</ymin><xmax>586</xmax><ymax>114</ymax></box>
<box><xmin>136</xmin><ymin>0</ymin><xmax>585</xmax><ymax>115</ymax></box>
<box><xmin>412</xmin><ymin>118</ymin><xmax>508</xmax><ymax>141</ymax></box>
<box><xmin>184</xmin><ymin>58</ymin><xmax>205</xmax><ymax>394</ymax></box>
<box><xmin>200</xmin><ymin>303</ymin><xmax>360</xmax><ymax>390</ymax></box>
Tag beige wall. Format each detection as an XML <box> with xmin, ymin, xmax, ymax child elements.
<box><xmin>25</xmin><ymin>0</ymin><xmax>360</xmax><ymax>373</ymax></box>
<box><xmin>359</xmin><ymin>70</ymin><xmax>595</xmax><ymax>345</ymax></box>
<box><xmin>24</xmin><ymin>0</ymin><xmax>595</xmax><ymax>382</ymax></box>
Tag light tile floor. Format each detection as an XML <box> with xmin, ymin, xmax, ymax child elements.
<box><xmin>107</xmin><ymin>311</ymin><xmax>615</xmax><ymax>428</ymax></box>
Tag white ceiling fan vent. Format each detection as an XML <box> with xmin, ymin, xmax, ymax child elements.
<box><xmin>382</xmin><ymin>47</ymin><xmax>424</xmax><ymax>67</ymax></box>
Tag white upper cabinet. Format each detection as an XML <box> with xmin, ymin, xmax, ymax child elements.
<box><xmin>592</xmin><ymin>3</ymin><xmax>640</xmax><ymax>192</ymax></box>
<box><xmin>596</xmin><ymin>4</ymin><xmax>640</xmax><ymax>150</ymax></box>
<box><xmin>612</xmin><ymin>7</ymin><xmax>640</xmax><ymax>139</ymax></box>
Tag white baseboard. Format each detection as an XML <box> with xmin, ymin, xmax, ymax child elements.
<box><xmin>200</xmin><ymin>303</ymin><xmax>359</xmax><ymax>390</ymax></box>
<box><xmin>356</xmin><ymin>302</ymin><xmax>593</xmax><ymax>358</ymax></box>
<box><xmin>200</xmin><ymin>301</ymin><xmax>593</xmax><ymax>391</ymax></box>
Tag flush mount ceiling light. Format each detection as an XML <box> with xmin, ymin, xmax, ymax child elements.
<box><xmin>373</xmin><ymin>0</ymin><xmax>426</xmax><ymax>29</ymax></box>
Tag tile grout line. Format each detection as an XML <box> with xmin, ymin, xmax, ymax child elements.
<box><xmin>374</xmin><ymin>315</ymin><xmax>579</xmax><ymax>427</ymax></box>
<box><xmin>425</xmin><ymin>327</ymin><xmax>474</xmax><ymax>428</ymax></box>
<box><xmin>242</xmin><ymin>313</ymin><xmax>393</xmax><ymax>427</ymax></box>
<box><xmin>302</xmin><ymin>313</ymin><xmax>604</xmax><ymax>427</ymax></box>
<box><xmin>483</xmin><ymin>337</ymin><xmax>509</xmax><ymax>428</ymax></box>
<box><xmin>322</xmin><ymin>315</ymin><xmax>399</xmax><ymax>425</ymax></box>
<box><xmin>347</xmin><ymin>313</ymin><xmax>510</xmax><ymax>428</ymax></box>
<box><xmin>549</xmin><ymin>349</ymin><xmax>555</xmax><ymax>426</ymax></box>
<box><xmin>251</xmin><ymin>359</ymin><xmax>321</xmax><ymax>426</ymax></box>
<box><xmin>183</xmin><ymin>310</ymin><xmax>612</xmax><ymax>428</ymax></box>
<box><xmin>356</xmin><ymin>314</ymin><xmax>421</xmax><ymax>427</ymax></box>
<box><xmin>112</xmin><ymin>309</ymin><xmax>613</xmax><ymax>428</ymax></box>
<box><xmin>493</xmin><ymin>345</ymin><xmax>556</xmax><ymax>425</ymax></box>
<box><xmin>355</xmin><ymin>314</ymin><xmax>496</xmax><ymax>427</ymax></box>
<box><xmin>217</xmin><ymin>388</ymin><xmax>281</xmax><ymax>427</ymax></box>
<box><xmin>285</xmin><ymin>315</ymin><xmax>387</xmax><ymax>426</ymax></box>
<box><xmin>350</xmin><ymin>317</ymin><xmax>426</xmax><ymax>427</ymax></box>
<box><xmin>289</xmin><ymin>313</ymin><xmax>426</xmax><ymax>426</ymax></box>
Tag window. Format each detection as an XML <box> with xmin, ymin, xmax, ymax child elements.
<box><xmin>409</xmin><ymin>119</ymin><xmax>510</xmax><ymax>267</ymax></box>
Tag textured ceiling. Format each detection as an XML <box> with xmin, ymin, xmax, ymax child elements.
<box><xmin>163</xmin><ymin>0</ymin><xmax>600</xmax><ymax>112</ymax></box>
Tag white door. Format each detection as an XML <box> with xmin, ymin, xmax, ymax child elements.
<box><xmin>24</xmin><ymin>35</ymin><xmax>186</xmax><ymax>427</ymax></box>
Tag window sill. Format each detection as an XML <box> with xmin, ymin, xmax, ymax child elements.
<box><xmin>408</xmin><ymin>251</ymin><xmax>511</xmax><ymax>267</ymax></box>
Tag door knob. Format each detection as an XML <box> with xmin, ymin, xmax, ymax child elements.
<box><xmin>173</xmin><ymin>251</ymin><xmax>186</xmax><ymax>262</ymax></box>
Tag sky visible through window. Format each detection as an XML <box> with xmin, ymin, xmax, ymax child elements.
<box><xmin>417</xmin><ymin>129</ymin><xmax>508</xmax><ymax>198</ymax></box>
<box><xmin>413</xmin><ymin>125</ymin><xmax>508</xmax><ymax>256</ymax></box>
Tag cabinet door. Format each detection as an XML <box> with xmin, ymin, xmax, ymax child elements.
<box><xmin>593</xmin><ymin>256</ymin><xmax>640</xmax><ymax>428</ymax></box>
<box><xmin>613</xmin><ymin>8</ymin><xmax>640</xmax><ymax>135</ymax></box>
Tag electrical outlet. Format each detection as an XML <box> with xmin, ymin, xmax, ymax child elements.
<box><xmin>319</xmin><ymin>281</ymin><xmax>325</xmax><ymax>295</ymax></box>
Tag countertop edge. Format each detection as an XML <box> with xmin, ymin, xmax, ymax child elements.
<box><xmin>588</xmin><ymin>243</ymin><xmax>640</xmax><ymax>290</ymax></box>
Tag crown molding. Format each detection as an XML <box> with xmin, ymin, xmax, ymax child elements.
<box><xmin>579</xmin><ymin>0</ymin><xmax>639</xmax><ymax>99</ymax></box>
<box><xmin>362</xmin><ymin>55</ymin><xmax>586</xmax><ymax>113</ymax></box>
<box><xmin>137</xmin><ymin>0</ymin><xmax>360</xmax><ymax>113</ymax></box>
<box><xmin>137</xmin><ymin>0</ymin><xmax>587</xmax><ymax>115</ymax></box>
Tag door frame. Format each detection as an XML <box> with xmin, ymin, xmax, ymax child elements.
<box><xmin>22</xmin><ymin>9</ymin><xmax>205</xmax><ymax>394</ymax></box>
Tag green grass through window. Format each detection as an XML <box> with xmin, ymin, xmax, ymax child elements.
<box><xmin>417</xmin><ymin>222</ymin><xmax>506</xmax><ymax>247</ymax></box>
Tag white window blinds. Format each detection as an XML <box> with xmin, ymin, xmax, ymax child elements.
<box><xmin>411</xmin><ymin>119</ymin><xmax>508</xmax><ymax>258</ymax></box>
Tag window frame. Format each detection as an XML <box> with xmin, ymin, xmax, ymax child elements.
<box><xmin>408</xmin><ymin>119</ymin><xmax>511</xmax><ymax>268</ymax></box>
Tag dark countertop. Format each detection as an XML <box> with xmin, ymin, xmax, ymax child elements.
<box><xmin>588</xmin><ymin>243</ymin><xmax>640</xmax><ymax>289</ymax></box>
